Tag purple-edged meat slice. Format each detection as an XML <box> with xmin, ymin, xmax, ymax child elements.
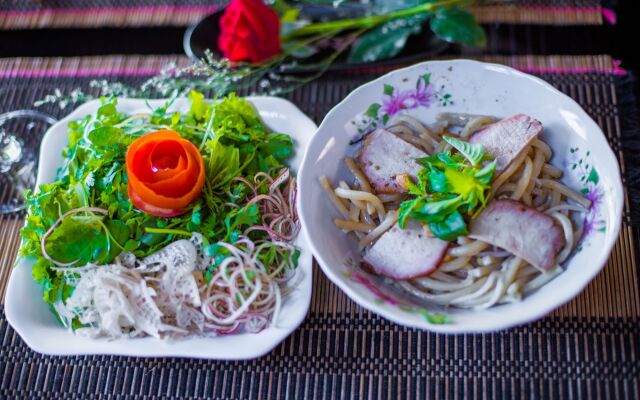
<box><xmin>363</xmin><ymin>221</ymin><xmax>449</xmax><ymax>279</ymax></box>
<box><xmin>358</xmin><ymin>129</ymin><xmax>427</xmax><ymax>193</ymax></box>
<box><xmin>469</xmin><ymin>200</ymin><xmax>565</xmax><ymax>271</ymax></box>
<box><xmin>468</xmin><ymin>114</ymin><xmax>543</xmax><ymax>171</ymax></box>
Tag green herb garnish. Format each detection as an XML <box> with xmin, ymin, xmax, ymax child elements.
<box><xmin>398</xmin><ymin>139</ymin><xmax>495</xmax><ymax>241</ymax></box>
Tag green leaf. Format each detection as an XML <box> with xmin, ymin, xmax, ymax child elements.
<box><xmin>474</xmin><ymin>161</ymin><xmax>497</xmax><ymax>184</ymax></box>
<box><xmin>383</xmin><ymin>84</ymin><xmax>394</xmax><ymax>96</ymax></box>
<box><xmin>124</xmin><ymin>239</ymin><xmax>139</xmax><ymax>252</ymax></box>
<box><xmin>224</xmin><ymin>203</ymin><xmax>259</xmax><ymax>241</ymax></box>
<box><xmin>104</xmin><ymin>219</ymin><xmax>129</xmax><ymax>262</ymax></box>
<box><xmin>206</xmin><ymin>137</ymin><xmax>241</xmax><ymax>189</ymax></box>
<box><xmin>398</xmin><ymin>198</ymin><xmax>421</xmax><ymax>228</ymax></box>
<box><xmin>428</xmin><ymin>168</ymin><xmax>449</xmax><ymax>193</ymax></box>
<box><xmin>428</xmin><ymin>210</ymin><xmax>468</xmax><ymax>241</ymax></box>
<box><xmin>32</xmin><ymin>258</ymin><xmax>50</xmax><ymax>283</ymax></box>
<box><xmin>97</xmin><ymin>100</ymin><xmax>117</xmax><ymax>119</ymax></box>
<box><xmin>411</xmin><ymin>196</ymin><xmax>461</xmax><ymax>222</ymax></box>
<box><xmin>348</xmin><ymin>14</ymin><xmax>427</xmax><ymax>63</ymax></box>
<box><xmin>45</xmin><ymin>215</ymin><xmax>108</xmax><ymax>266</ymax></box>
<box><xmin>88</xmin><ymin>126</ymin><xmax>125</xmax><ymax>147</ymax></box>
<box><xmin>397</xmin><ymin>140</ymin><xmax>493</xmax><ymax>240</ymax></box>
<box><xmin>188</xmin><ymin>90</ymin><xmax>207</xmax><ymax>120</ymax></box>
<box><xmin>191</xmin><ymin>204</ymin><xmax>202</xmax><ymax>225</ymax></box>
<box><xmin>443</xmin><ymin>136</ymin><xmax>485</xmax><ymax>166</ymax></box>
<box><xmin>430</xmin><ymin>7</ymin><xmax>486</xmax><ymax>48</ymax></box>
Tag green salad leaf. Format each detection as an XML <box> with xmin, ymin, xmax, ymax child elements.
<box><xmin>398</xmin><ymin>140</ymin><xmax>496</xmax><ymax>241</ymax></box>
<box><xmin>20</xmin><ymin>92</ymin><xmax>295</xmax><ymax>305</ymax></box>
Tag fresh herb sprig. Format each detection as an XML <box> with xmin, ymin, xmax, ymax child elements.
<box><xmin>398</xmin><ymin>136</ymin><xmax>495</xmax><ymax>241</ymax></box>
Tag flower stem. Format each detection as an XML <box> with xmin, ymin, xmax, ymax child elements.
<box><xmin>282</xmin><ymin>0</ymin><xmax>472</xmax><ymax>41</ymax></box>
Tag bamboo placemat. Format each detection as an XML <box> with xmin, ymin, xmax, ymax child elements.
<box><xmin>0</xmin><ymin>55</ymin><xmax>638</xmax><ymax>399</ymax></box>
<box><xmin>0</xmin><ymin>1</ymin><xmax>605</xmax><ymax>30</ymax></box>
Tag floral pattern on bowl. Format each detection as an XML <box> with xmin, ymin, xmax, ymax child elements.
<box><xmin>569</xmin><ymin>147</ymin><xmax>606</xmax><ymax>239</ymax></box>
<box><xmin>345</xmin><ymin>70</ymin><xmax>453</xmax><ymax>141</ymax></box>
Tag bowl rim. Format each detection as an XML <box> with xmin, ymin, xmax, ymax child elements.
<box><xmin>297</xmin><ymin>58</ymin><xmax>624</xmax><ymax>333</ymax></box>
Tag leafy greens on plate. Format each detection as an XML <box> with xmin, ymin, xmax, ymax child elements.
<box><xmin>20</xmin><ymin>92</ymin><xmax>301</xmax><ymax>337</ymax></box>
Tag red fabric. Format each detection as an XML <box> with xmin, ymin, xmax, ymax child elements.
<box><xmin>218</xmin><ymin>0</ymin><xmax>281</xmax><ymax>63</ymax></box>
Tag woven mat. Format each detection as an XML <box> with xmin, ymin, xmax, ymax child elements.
<box><xmin>0</xmin><ymin>1</ymin><xmax>604</xmax><ymax>30</ymax></box>
<box><xmin>0</xmin><ymin>55</ymin><xmax>638</xmax><ymax>399</ymax></box>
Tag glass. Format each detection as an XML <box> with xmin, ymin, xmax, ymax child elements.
<box><xmin>0</xmin><ymin>110</ymin><xmax>57</xmax><ymax>214</ymax></box>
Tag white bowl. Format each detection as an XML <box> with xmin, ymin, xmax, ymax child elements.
<box><xmin>297</xmin><ymin>59</ymin><xmax>624</xmax><ymax>333</ymax></box>
<box><xmin>5</xmin><ymin>96</ymin><xmax>317</xmax><ymax>359</ymax></box>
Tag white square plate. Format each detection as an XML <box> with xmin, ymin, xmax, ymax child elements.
<box><xmin>5</xmin><ymin>96</ymin><xmax>317</xmax><ymax>359</ymax></box>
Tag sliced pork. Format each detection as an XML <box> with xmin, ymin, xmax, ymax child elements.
<box><xmin>358</xmin><ymin>129</ymin><xmax>427</xmax><ymax>193</ymax></box>
<box><xmin>468</xmin><ymin>114</ymin><xmax>543</xmax><ymax>171</ymax></box>
<box><xmin>469</xmin><ymin>199</ymin><xmax>565</xmax><ymax>271</ymax></box>
<box><xmin>363</xmin><ymin>221</ymin><xmax>449</xmax><ymax>279</ymax></box>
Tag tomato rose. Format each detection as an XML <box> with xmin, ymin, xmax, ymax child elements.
<box><xmin>218</xmin><ymin>0</ymin><xmax>281</xmax><ymax>63</ymax></box>
<box><xmin>126</xmin><ymin>130</ymin><xmax>205</xmax><ymax>217</ymax></box>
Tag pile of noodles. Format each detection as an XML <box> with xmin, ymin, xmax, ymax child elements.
<box><xmin>321</xmin><ymin>113</ymin><xmax>590</xmax><ymax>310</ymax></box>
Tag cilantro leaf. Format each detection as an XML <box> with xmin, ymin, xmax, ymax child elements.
<box><xmin>224</xmin><ymin>204</ymin><xmax>259</xmax><ymax>242</ymax></box>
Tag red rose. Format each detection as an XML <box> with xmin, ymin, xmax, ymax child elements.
<box><xmin>218</xmin><ymin>0</ymin><xmax>281</xmax><ymax>63</ymax></box>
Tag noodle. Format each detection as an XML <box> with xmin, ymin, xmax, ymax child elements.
<box><xmin>542</xmin><ymin>163</ymin><xmax>562</xmax><ymax>178</ymax></box>
<box><xmin>448</xmin><ymin>240</ymin><xmax>488</xmax><ymax>257</ymax></box>
<box><xmin>323</xmin><ymin>113</ymin><xmax>586</xmax><ymax>309</ymax></box>
<box><xmin>533</xmin><ymin>139</ymin><xmax>552</xmax><ymax>161</ymax></box>
<box><xmin>358</xmin><ymin>211</ymin><xmax>398</xmax><ymax>249</ymax></box>
<box><xmin>511</xmin><ymin>156</ymin><xmax>533</xmax><ymax>201</ymax></box>
<box><xmin>334</xmin><ymin>187</ymin><xmax>386</xmax><ymax>221</ymax></box>
<box><xmin>391</xmin><ymin>115</ymin><xmax>441</xmax><ymax>144</ymax></box>
<box><xmin>334</xmin><ymin>219</ymin><xmax>375</xmax><ymax>233</ymax></box>
<box><xmin>538</xmin><ymin>178</ymin><xmax>592</xmax><ymax>209</ymax></box>
<box><xmin>461</xmin><ymin>116</ymin><xmax>496</xmax><ymax>138</ymax></box>
<box><xmin>319</xmin><ymin>176</ymin><xmax>349</xmax><ymax>219</ymax></box>
<box><xmin>490</xmin><ymin>151</ymin><xmax>528</xmax><ymax>195</ymax></box>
